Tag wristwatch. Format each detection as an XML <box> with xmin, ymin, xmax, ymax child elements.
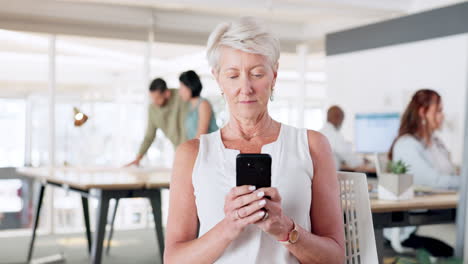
<box><xmin>279</xmin><ymin>220</ymin><xmax>299</xmax><ymax>245</ymax></box>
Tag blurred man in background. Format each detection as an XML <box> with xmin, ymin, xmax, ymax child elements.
<box><xmin>320</xmin><ymin>105</ymin><xmax>369</xmax><ymax>170</ymax></box>
<box><xmin>126</xmin><ymin>78</ymin><xmax>189</xmax><ymax>166</ymax></box>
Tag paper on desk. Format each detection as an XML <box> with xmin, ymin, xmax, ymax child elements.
<box><xmin>413</xmin><ymin>185</ymin><xmax>457</xmax><ymax>194</ymax></box>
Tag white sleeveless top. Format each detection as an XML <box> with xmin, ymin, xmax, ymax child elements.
<box><xmin>192</xmin><ymin>124</ymin><xmax>314</xmax><ymax>264</ymax></box>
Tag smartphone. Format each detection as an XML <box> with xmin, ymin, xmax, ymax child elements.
<box><xmin>236</xmin><ymin>153</ymin><xmax>271</xmax><ymax>188</ymax></box>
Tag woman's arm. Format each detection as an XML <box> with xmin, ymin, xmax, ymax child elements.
<box><xmin>195</xmin><ymin>100</ymin><xmax>212</xmax><ymax>138</ymax></box>
<box><xmin>281</xmin><ymin>131</ymin><xmax>345</xmax><ymax>264</ymax></box>
<box><xmin>164</xmin><ymin>140</ymin><xmax>230</xmax><ymax>263</ymax></box>
<box><xmin>164</xmin><ymin>140</ymin><xmax>267</xmax><ymax>263</ymax></box>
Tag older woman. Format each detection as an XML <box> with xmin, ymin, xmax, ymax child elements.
<box><xmin>164</xmin><ymin>17</ymin><xmax>345</xmax><ymax>264</ymax></box>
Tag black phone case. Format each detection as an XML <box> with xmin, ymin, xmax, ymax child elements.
<box><xmin>236</xmin><ymin>153</ymin><xmax>272</xmax><ymax>188</ymax></box>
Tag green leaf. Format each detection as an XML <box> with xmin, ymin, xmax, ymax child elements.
<box><xmin>416</xmin><ymin>249</ymin><xmax>432</xmax><ymax>264</ymax></box>
<box><xmin>394</xmin><ymin>256</ymin><xmax>419</xmax><ymax>264</ymax></box>
<box><xmin>387</xmin><ymin>160</ymin><xmax>410</xmax><ymax>174</ymax></box>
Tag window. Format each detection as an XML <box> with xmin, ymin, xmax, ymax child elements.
<box><xmin>304</xmin><ymin>107</ymin><xmax>324</xmax><ymax>131</ymax></box>
<box><xmin>0</xmin><ymin>99</ymin><xmax>25</xmax><ymax>167</ymax></box>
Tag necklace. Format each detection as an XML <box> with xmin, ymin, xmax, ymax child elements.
<box><xmin>227</xmin><ymin>118</ymin><xmax>274</xmax><ymax>140</ymax></box>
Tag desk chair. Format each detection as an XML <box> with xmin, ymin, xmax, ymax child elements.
<box><xmin>338</xmin><ymin>171</ymin><xmax>378</xmax><ymax>263</ymax></box>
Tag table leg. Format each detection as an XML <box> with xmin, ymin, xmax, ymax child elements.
<box><xmin>82</xmin><ymin>196</ymin><xmax>92</xmax><ymax>254</ymax></box>
<box><xmin>90</xmin><ymin>192</ymin><xmax>110</xmax><ymax>264</ymax></box>
<box><xmin>106</xmin><ymin>198</ymin><xmax>119</xmax><ymax>255</ymax></box>
<box><xmin>148</xmin><ymin>189</ymin><xmax>164</xmax><ymax>263</ymax></box>
<box><xmin>27</xmin><ymin>182</ymin><xmax>46</xmax><ymax>262</ymax></box>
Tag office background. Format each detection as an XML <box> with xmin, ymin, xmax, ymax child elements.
<box><xmin>1</xmin><ymin>0</ymin><xmax>468</xmax><ymax>263</ymax></box>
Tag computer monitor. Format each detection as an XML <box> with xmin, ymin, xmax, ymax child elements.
<box><xmin>354</xmin><ymin>113</ymin><xmax>400</xmax><ymax>153</ymax></box>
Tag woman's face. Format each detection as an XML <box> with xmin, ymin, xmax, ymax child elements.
<box><xmin>179</xmin><ymin>82</ymin><xmax>192</xmax><ymax>101</ymax></box>
<box><xmin>424</xmin><ymin>101</ymin><xmax>444</xmax><ymax>131</ymax></box>
<box><xmin>214</xmin><ymin>46</ymin><xmax>277</xmax><ymax>120</ymax></box>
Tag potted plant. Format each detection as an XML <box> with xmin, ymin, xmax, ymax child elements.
<box><xmin>395</xmin><ymin>249</ymin><xmax>462</xmax><ymax>264</ymax></box>
<box><xmin>378</xmin><ymin>160</ymin><xmax>414</xmax><ymax>200</ymax></box>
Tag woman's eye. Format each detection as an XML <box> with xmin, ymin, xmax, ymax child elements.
<box><xmin>229</xmin><ymin>76</ymin><xmax>238</xmax><ymax>79</ymax></box>
<box><xmin>252</xmin><ymin>74</ymin><xmax>264</xmax><ymax>78</ymax></box>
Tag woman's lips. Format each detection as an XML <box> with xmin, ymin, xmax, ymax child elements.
<box><xmin>239</xmin><ymin>100</ymin><xmax>257</xmax><ymax>104</ymax></box>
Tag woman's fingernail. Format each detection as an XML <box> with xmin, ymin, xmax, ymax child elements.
<box><xmin>258</xmin><ymin>211</ymin><xmax>265</xmax><ymax>217</ymax></box>
<box><xmin>258</xmin><ymin>200</ymin><xmax>266</xmax><ymax>206</ymax></box>
<box><xmin>249</xmin><ymin>186</ymin><xmax>256</xmax><ymax>191</ymax></box>
<box><xmin>257</xmin><ymin>191</ymin><xmax>265</xmax><ymax>197</ymax></box>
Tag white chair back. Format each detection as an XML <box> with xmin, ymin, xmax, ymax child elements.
<box><xmin>338</xmin><ymin>171</ymin><xmax>378</xmax><ymax>264</ymax></box>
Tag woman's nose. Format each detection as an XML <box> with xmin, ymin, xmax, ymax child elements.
<box><xmin>239</xmin><ymin>75</ymin><xmax>253</xmax><ymax>94</ymax></box>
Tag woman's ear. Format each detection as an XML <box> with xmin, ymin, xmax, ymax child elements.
<box><xmin>418</xmin><ymin>107</ymin><xmax>426</xmax><ymax>119</ymax></box>
<box><xmin>212</xmin><ymin>68</ymin><xmax>219</xmax><ymax>82</ymax></box>
<box><xmin>211</xmin><ymin>68</ymin><xmax>225</xmax><ymax>96</ymax></box>
<box><xmin>271</xmin><ymin>62</ymin><xmax>279</xmax><ymax>88</ymax></box>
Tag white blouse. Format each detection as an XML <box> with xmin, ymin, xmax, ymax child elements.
<box><xmin>385</xmin><ymin>134</ymin><xmax>459</xmax><ymax>242</ymax></box>
<box><xmin>392</xmin><ymin>134</ymin><xmax>459</xmax><ymax>189</ymax></box>
<box><xmin>192</xmin><ymin>124</ymin><xmax>313</xmax><ymax>263</ymax></box>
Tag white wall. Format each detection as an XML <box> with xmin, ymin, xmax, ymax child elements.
<box><xmin>326</xmin><ymin>34</ymin><xmax>468</xmax><ymax>163</ymax></box>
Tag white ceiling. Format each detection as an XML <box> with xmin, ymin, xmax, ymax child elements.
<box><xmin>0</xmin><ymin>0</ymin><xmax>466</xmax><ymax>97</ymax></box>
<box><xmin>2</xmin><ymin>0</ymin><xmax>467</xmax><ymax>53</ymax></box>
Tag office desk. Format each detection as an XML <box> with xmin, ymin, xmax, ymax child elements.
<box><xmin>20</xmin><ymin>167</ymin><xmax>457</xmax><ymax>264</ymax></box>
<box><xmin>341</xmin><ymin>165</ymin><xmax>377</xmax><ymax>174</ymax></box>
<box><xmin>340</xmin><ymin>165</ymin><xmax>377</xmax><ymax>179</ymax></box>
<box><xmin>140</xmin><ymin>173</ymin><xmax>458</xmax><ymax>264</ymax></box>
<box><xmin>371</xmin><ymin>193</ymin><xmax>458</xmax><ymax>264</ymax></box>
<box><xmin>17</xmin><ymin>167</ymin><xmax>171</xmax><ymax>264</ymax></box>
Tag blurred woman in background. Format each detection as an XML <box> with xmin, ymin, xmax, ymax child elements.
<box><xmin>389</xmin><ymin>89</ymin><xmax>459</xmax><ymax>189</ymax></box>
<box><xmin>178</xmin><ymin>70</ymin><xmax>218</xmax><ymax>139</ymax></box>
<box><xmin>387</xmin><ymin>88</ymin><xmax>459</xmax><ymax>257</ymax></box>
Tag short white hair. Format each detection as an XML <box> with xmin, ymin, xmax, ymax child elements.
<box><xmin>206</xmin><ymin>17</ymin><xmax>280</xmax><ymax>71</ymax></box>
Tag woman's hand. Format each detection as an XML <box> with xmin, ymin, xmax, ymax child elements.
<box><xmin>222</xmin><ymin>185</ymin><xmax>268</xmax><ymax>241</ymax></box>
<box><xmin>254</xmin><ymin>187</ymin><xmax>294</xmax><ymax>241</ymax></box>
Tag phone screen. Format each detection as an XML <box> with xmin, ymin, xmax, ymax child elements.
<box><xmin>236</xmin><ymin>153</ymin><xmax>271</xmax><ymax>188</ymax></box>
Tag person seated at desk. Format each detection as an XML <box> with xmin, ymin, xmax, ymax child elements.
<box><xmin>386</xmin><ymin>89</ymin><xmax>459</xmax><ymax>257</ymax></box>
<box><xmin>178</xmin><ymin>70</ymin><xmax>219</xmax><ymax>139</ymax></box>
<box><xmin>126</xmin><ymin>78</ymin><xmax>190</xmax><ymax>166</ymax></box>
<box><xmin>320</xmin><ymin>105</ymin><xmax>371</xmax><ymax>171</ymax></box>
<box><xmin>389</xmin><ymin>89</ymin><xmax>459</xmax><ymax>189</ymax></box>
<box><xmin>164</xmin><ymin>17</ymin><xmax>345</xmax><ymax>264</ymax></box>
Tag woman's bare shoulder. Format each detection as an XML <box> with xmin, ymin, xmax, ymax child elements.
<box><xmin>306</xmin><ymin>130</ymin><xmax>331</xmax><ymax>151</ymax></box>
<box><xmin>177</xmin><ymin>138</ymin><xmax>200</xmax><ymax>153</ymax></box>
<box><xmin>174</xmin><ymin>139</ymin><xmax>200</xmax><ymax>171</ymax></box>
<box><xmin>305</xmin><ymin>129</ymin><xmax>334</xmax><ymax>167</ymax></box>
<box><xmin>198</xmin><ymin>99</ymin><xmax>212</xmax><ymax>113</ymax></box>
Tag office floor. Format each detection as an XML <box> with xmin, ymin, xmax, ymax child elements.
<box><xmin>0</xmin><ymin>229</ymin><xmax>162</xmax><ymax>264</ymax></box>
<box><xmin>0</xmin><ymin>224</ymin><xmax>456</xmax><ymax>264</ymax></box>
<box><xmin>417</xmin><ymin>224</ymin><xmax>456</xmax><ymax>247</ymax></box>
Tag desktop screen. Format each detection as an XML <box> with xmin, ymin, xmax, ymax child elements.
<box><xmin>354</xmin><ymin>113</ymin><xmax>400</xmax><ymax>153</ymax></box>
